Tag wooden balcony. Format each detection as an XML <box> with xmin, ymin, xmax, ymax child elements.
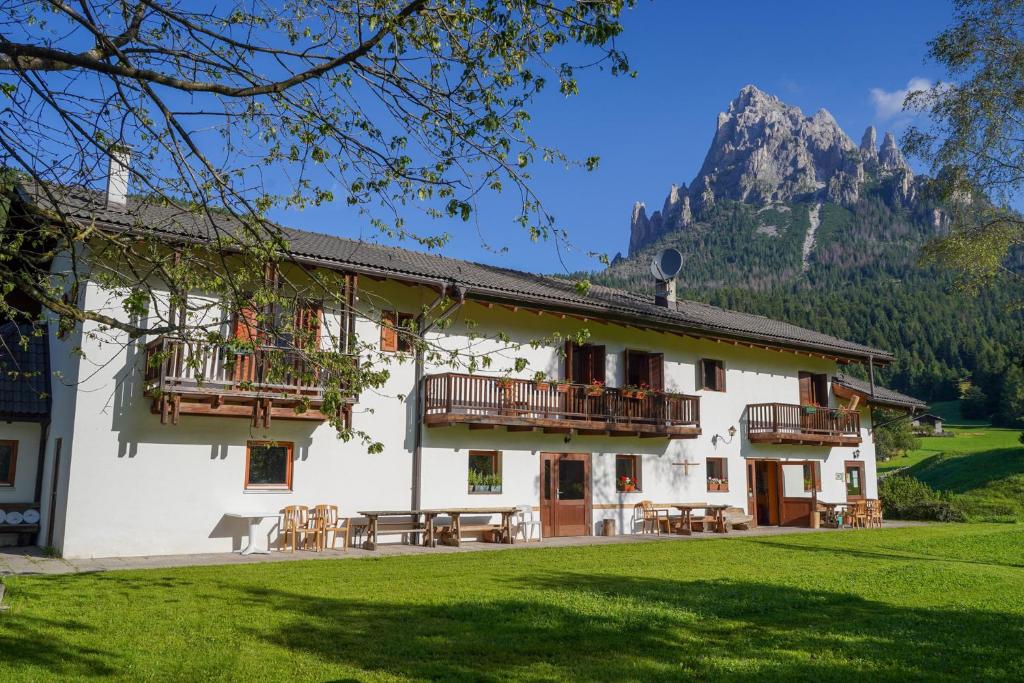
<box><xmin>746</xmin><ymin>403</ymin><xmax>861</xmax><ymax>446</ymax></box>
<box><xmin>144</xmin><ymin>336</ymin><xmax>355</xmax><ymax>427</ymax></box>
<box><xmin>423</xmin><ymin>373</ymin><xmax>701</xmax><ymax>439</ymax></box>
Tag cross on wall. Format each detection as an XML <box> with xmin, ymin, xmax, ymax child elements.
<box><xmin>672</xmin><ymin>460</ymin><xmax>700</xmax><ymax>475</ymax></box>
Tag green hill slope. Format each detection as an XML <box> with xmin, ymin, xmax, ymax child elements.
<box><xmin>892</xmin><ymin>427</ymin><xmax>1024</xmax><ymax>522</ymax></box>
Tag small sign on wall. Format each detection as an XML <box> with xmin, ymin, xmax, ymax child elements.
<box><xmin>835</xmin><ymin>473</ymin><xmax>844</xmax><ymax>481</ymax></box>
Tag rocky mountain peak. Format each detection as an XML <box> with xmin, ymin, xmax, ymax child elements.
<box><xmin>628</xmin><ymin>86</ymin><xmax>922</xmax><ymax>255</ymax></box>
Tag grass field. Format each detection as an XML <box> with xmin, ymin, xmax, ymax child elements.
<box><xmin>2</xmin><ymin>524</ymin><xmax>1023</xmax><ymax>681</ymax></box>
<box><xmin>879</xmin><ymin>426</ymin><xmax>1024</xmax><ymax>522</ymax></box>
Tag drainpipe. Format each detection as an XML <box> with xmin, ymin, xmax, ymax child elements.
<box><xmin>411</xmin><ymin>283</ymin><xmax>466</xmax><ymax>513</ymax></box>
<box><xmin>868</xmin><ymin>355</ymin><xmax>876</xmax><ymax>397</ymax></box>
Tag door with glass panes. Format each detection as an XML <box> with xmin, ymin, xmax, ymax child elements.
<box><xmin>539</xmin><ymin>453</ymin><xmax>591</xmax><ymax>536</ymax></box>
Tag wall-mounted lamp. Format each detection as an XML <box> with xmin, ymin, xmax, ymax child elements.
<box><xmin>853</xmin><ymin>449</ymin><xmax>861</xmax><ymax>459</ymax></box>
<box><xmin>711</xmin><ymin>425</ymin><xmax>738</xmax><ymax>447</ymax></box>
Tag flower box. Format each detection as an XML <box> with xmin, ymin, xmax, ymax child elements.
<box><xmin>555</xmin><ymin>382</ymin><xmax>571</xmax><ymax>393</ymax></box>
<box><xmin>534</xmin><ymin>382</ymin><xmax>550</xmax><ymax>392</ymax></box>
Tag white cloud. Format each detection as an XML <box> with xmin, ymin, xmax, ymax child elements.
<box><xmin>870</xmin><ymin>77</ymin><xmax>934</xmax><ymax>120</ymax></box>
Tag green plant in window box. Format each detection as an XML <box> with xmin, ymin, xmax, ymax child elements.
<box><xmin>802</xmin><ymin>404</ymin><xmax>817</xmax><ymax>415</ymax></box>
<box><xmin>532</xmin><ymin>371</ymin><xmax>551</xmax><ymax>392</ymax></box>
<box><xmin>468</xmin><ymin>469</ymin><xmax>484</xmax><ymax>493</ymax></box>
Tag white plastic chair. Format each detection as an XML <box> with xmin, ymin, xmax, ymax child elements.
<box><xmin>514</xmin><ymin>504</ymin><xmax>542</xmax><ymax>542</ymax></box>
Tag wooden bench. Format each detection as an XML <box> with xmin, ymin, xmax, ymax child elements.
<box><xmin>722</xmin><ymin>507</ymin><xmax>754</xmax><ymax>530</ymax></box>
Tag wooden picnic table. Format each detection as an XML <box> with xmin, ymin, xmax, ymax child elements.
<box><xmin>815</xmin><ymin>501</ymin><xmax>848</xmax><ymax>528</ymax></box>
<box><xmin>357</xmin><ymin>507</ymin><xmax>518</xmax><ymax>550</ymax></box>
<box><xmin>357</xmin><ymin>509</ymin><xmax>439</xmax><ymax>550</ymax></box>
<box><xmin>668</xmin><ymin>503</ymin><xmax>730</xmax><ymax>534</ymax></box>
<box><xmin>431</xmin><ymin>507</ymin><xmax>518</xmax><ymax>548</ymax></box>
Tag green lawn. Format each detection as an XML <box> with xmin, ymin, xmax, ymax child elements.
<box><xmin>2</xmin><ymin>524</ymin><xmax>1024</xmax><ymax>681</ymax></box>
<box><xmin>879</xmin><ymin>426</ymin><xmax>1024</xmax><ymax>522</ymax></box>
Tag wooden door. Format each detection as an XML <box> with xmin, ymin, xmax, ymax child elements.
<box><xmin>540</xmin><ymin>452</ymin><xmax>591</xmax><ymax>537</ymax></box>
<box><xmin>845</xmin><ymin>461</ymin><xmax>866</xmax><ymax>501</ymax></box>
<box><xmin>746</xmin><ymin>460</ymin><xmax>758</xmax><ymax>528</ymax></box>
<box><xmin>754</xmin><ymin>460</ymin><xmax>780</xmax><ymax>526</ymax></box>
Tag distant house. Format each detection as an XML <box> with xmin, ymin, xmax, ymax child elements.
<box><xmin>911</xmin><ymin>414</ymin><xmax>944</xmax><ymax>435</ymax></box>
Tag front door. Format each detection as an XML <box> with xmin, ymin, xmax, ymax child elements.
<box><xmin>540</xmin><ymin>452</ymin><xmax>591</xmax><ymax>537</ymax></box>
<box><xmin>746</xmin><ymin>460</ymin><xmax>758</xmax><ymax>528</ymax></box>
<box><xmin>845</xmin><ymin>461</ymin><xmax>866</xmax><ymax>500</ymax></box>
<box><xmin>754</xmin><ymin>460</ymin><xmax>781</xmax><ymax>526</ymax></box>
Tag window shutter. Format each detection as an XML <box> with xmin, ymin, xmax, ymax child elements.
<box><xmin>564</xmin><ymin>340</ymin><xmax>575</xmax><ymax>382</ymax></box>
<box><xmin>697</xmin><ymin>359</ymin><xmax>705</xmax><ymax>390</ymax></box>
<box><xmin>380</xmin><ymin>311</ymin><xmax>398</xmax><ymax>352</ymax></box>
<box><xmin>648</xmin><ymin>353</ymin><xmax>664</xmax><ymax>391</ymax></box>
<box><xmin>233</xmin><ymin>306</ymin><xmax>261</xmax><ymax>342</ymax></box>
<box><xmin>715</xmin><ymin>361</ymin><xmax>726</xmax><ymax>392</ymax></box>
<box><xmin>798</xmin><ymin>372</ymin><xmax>813</xmax><ymax>405</ymax></box>
<box><xmin>623</xmin><ymin>350</ymin><xmax>633</xmax><ymax>386</ymax></box>
<box><xmin>591</xmin><ymin>345</ymin><xmax>606</xmax><ymax>383</ymax></box>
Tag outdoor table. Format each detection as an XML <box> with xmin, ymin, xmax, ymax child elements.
<box><xmin>816</xmin><ymin>501</ymin><xmax>847</xmax><ymax>527</ymax></box>
<box><xmin>669</xmin><ymin>503</ymin><xmax>729</xmax><ymax>534</ymax></box>
<box><xmin>224</xmin><ymin>512</ymin><xmax>281</xmax><ymax>555</ymax></box>
<box><xmin>357</xmin><ymin>509</ymin><xmax>439</xmax><ymax>550</ymax></box>
<box><xmin>432</xmin><ymin>507</ymin><xmax>518</xmax><ymax>547</ymax></box>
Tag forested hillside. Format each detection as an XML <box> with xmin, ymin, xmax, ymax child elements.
<box><xmin>592</xmin><ymin>191</ymin><xmax>1024</xmax><ymax>416</ymax></box>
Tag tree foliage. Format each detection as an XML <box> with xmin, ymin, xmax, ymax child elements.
<box><xmin>873</xmin><ymin>409</ymin><xmax>921</xmax><ymax>460</ymax></box>
<box><xmin>0</xmin><ymin>1</ymin><xmax>634</xmax><ymax>447</ymax></box>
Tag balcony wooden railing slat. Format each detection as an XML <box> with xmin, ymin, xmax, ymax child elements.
<box><xmin>423</xmin><ymin>373</ymin><xmax>699</xmax><ymax>430</ymax></box>
<box><xmin>746</xmin><ymin>402</ymin><xmax>860</xmax><ymax>439</ymax></box>
<box><xmin>145</xmin><ymin>336</ymin><xmax>354</xmax><ymax>401</ymax></box>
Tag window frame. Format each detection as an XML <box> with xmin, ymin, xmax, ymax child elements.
<box><xmin>706</xmin><ymin>456</ymin><xmax>729</xmax><ymax>492</ymax></box>
<box><xmin>244</xmin><ymin>440</ymin><xmax>294</xmax><ymax>491</ymax></box>
<box><xmin>803</xmin><ymin>462</ymin><xmax>822</xmax><ymax>492</ymax></box>
<box><xmin>468</xmin><ymin>450</ymin><xmax>502</xmax><ymax>494</ymax></box>
<box><xmin>0</xmin><ymin>439</ymin><xmax>17</xmax><ymax>487</ymax></box>
<box><xmin>699</xmin><ymin>358</ymin><xmax>726</xmax><ymax>392</ymax></box>
<box><xmin>615</xmin><ymin>454</ymin><xmax>642</xmax><ymax>492</ymax></box>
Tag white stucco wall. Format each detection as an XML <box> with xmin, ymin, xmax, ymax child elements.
<box><xmin>0</xmin><ymin>421</ymin><xmax>42</xmax><ymax>504</ymax></box>
<box><xmin>45</xmin><ymin>270</ymin><xmax>885</xmax><ymax>558</ymax></box>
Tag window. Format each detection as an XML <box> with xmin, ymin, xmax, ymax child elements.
<box><xmin>799</xmin><ymin>372</ymin><xmax>829</xmax><ymax>406</ymax></box>
<box><xmin>699</xmin><ymin>359</ymin><xmax>726</xmax><ymax>392</ymax></box>
<box><xmin>245</xmin><ymin>441</ymin><xmax>293</xmax><ymax>490</ymax></box>
<box><xmin>468</xmin><ymin>450</ymin><xmax>502</xmax><ymax>494</ymax></box>
<box><xmin>565</xmin><ymin>341</ymin><xmax>606</xmax><ymax>384</ymax></box>
<box><xmin>707</xmin><ymin>457</ymin><xmax>728</xmax><ymax>492</ymax></box>
<box><xmin>803</xmin><ymin>462</ymin><xmax>822</xmax><ymax>491</ymax></box>
<box><xmin>623</xmin><ymin>350</ymin><xmax>664</xmax><ymax>390</ymax></box>
<box><xmin>380</xmin><ymin>311</ymin><xmax>415</xmax><ymax>353</ymax></box>
<box><xmin>616</xmin><ymin>455</ymin><xmax>642</xmax><ymax>492</ymax></box>
<box><xmin>0</xmin><ymin>440</ymin><xmax>17</xmax><ymax>487</ymax></box>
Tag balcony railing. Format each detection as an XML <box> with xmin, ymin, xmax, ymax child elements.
<box><xmin>746</xmin><ymin>403</ymin><xmax>861</xmax><ymax>445</ymax></box>
<box><xmin>423</xmin><ymin>372</ymin><xmax>700</xmax><ymax>438</ymax></box>
<box><xmin>143</xmin><ymin>336</ymin><xmax>355</xmax><ymax>425</ymax></box>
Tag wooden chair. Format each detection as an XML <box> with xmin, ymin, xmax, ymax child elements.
<box><xmin>847</xmin><ymin>500</ymin><xmax>868</xmax><ymax>529</ymax></box>
<box><xmin>638</xmin><ymin>500</ymin><xmax>672</xmax><ymax>535</ymax></box>
<box><xmin>313</xmin><ymin>504</ymin><xmax>351</xmax><ymax>551</ymax></box>
<box><xmin>866</xmin><ymin>499</ymin><xmax>883</xmax><ymax>529</ymax></box>
<box><xmin>281</xmin><ymin>505</ymin><xmax>320</xmax><ymax>552</ymax></box>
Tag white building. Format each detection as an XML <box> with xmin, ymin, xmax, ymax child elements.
<box><xmin>0</xmin><ymin>183</ymin><xmax>926</xmax><ymax>557</ymax></box>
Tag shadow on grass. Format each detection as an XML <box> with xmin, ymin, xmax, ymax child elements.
<box><xmin>231</xmin><ymin>573</ymin><xmax>1022</xmax><ymax>680</ymax></box>
<box><xmin>742</xmin><ymin>535</ymin><xmax>1024</xmax><ymax>569</ymax></box>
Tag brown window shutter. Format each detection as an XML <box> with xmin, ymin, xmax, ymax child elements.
<box><xmin>380</xmin><ymin>311</ymin><xmax>398</xmax><ymax>352</ymax></box>
<box><xmin>798</xmin><ymin>372</ymin><xmax>813</xmax><ymax>405</ymax></box>
<box><xmin>591</xmin><ymin>345</ymin><xmax>606</xmax><ymax>383</ymax></box>
<box><xmin>648</xmin><ymin>353</ymin><xmax>664</xmax><ymax>391</ymax></box>
<box><xmin>233</xmin><ymin>306</ymin><xmax>261</xmax><ymax>343</ymax></box>
<box><xmin>715</xmin><ymin>361</ymin><xmax>726</xmax><ymax>392</ymax></box>
<box><xmin>564</xmin><ymin>340</ymin><xmax>575</xmax><ymax>382</ymax></box>
<box><xmin>623</xmin><ymin>350</ymin><xmax>634</xmax><ymax>386</ymax></box>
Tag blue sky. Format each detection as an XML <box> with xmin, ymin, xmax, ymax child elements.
<box><xmin>278</xmin><ymin>1</ymin><xmax>954</xmax><ymax>274</ymax></box>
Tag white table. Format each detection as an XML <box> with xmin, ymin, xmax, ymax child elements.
<box><xmin>225</xmin><ymin>512</ymin><xmax>280</xmax><ymax>555</ymax></box>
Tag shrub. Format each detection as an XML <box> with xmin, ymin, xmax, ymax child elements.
<box><xmin>879</xmin><ymin>474</ymin><xmax>966</xmax><ymax>522</ymax></box>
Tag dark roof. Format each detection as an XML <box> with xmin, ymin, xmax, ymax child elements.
<box><xmin>0</xmin><ymin>322</ymin><xmax>50</xmax><ymax>420</ymax></box>
<box><xmin>833</xmin><ymin>374</ymin><xmax>927</xmax><ymax>411</ymax></box>
<box><xmin>17</xmin><ymin>181</ymin><xmax>895</xmax><ymax>363</ymax></box>
<box><xmin>912</xmin><ymin>414</ymin><xmax>942</xmax><ymax>422</ymax></box>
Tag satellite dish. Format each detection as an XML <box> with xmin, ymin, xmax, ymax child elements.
<box><xmin>650</xmin><ymin>247</ymin><xmax>683</xmax><ymax>281</ymax></box>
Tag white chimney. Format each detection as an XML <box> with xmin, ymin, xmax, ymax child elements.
<box><xmin>106</xmin><ymin>146</ymin><xmax>131</xmax><ymax>209</ymax></box>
